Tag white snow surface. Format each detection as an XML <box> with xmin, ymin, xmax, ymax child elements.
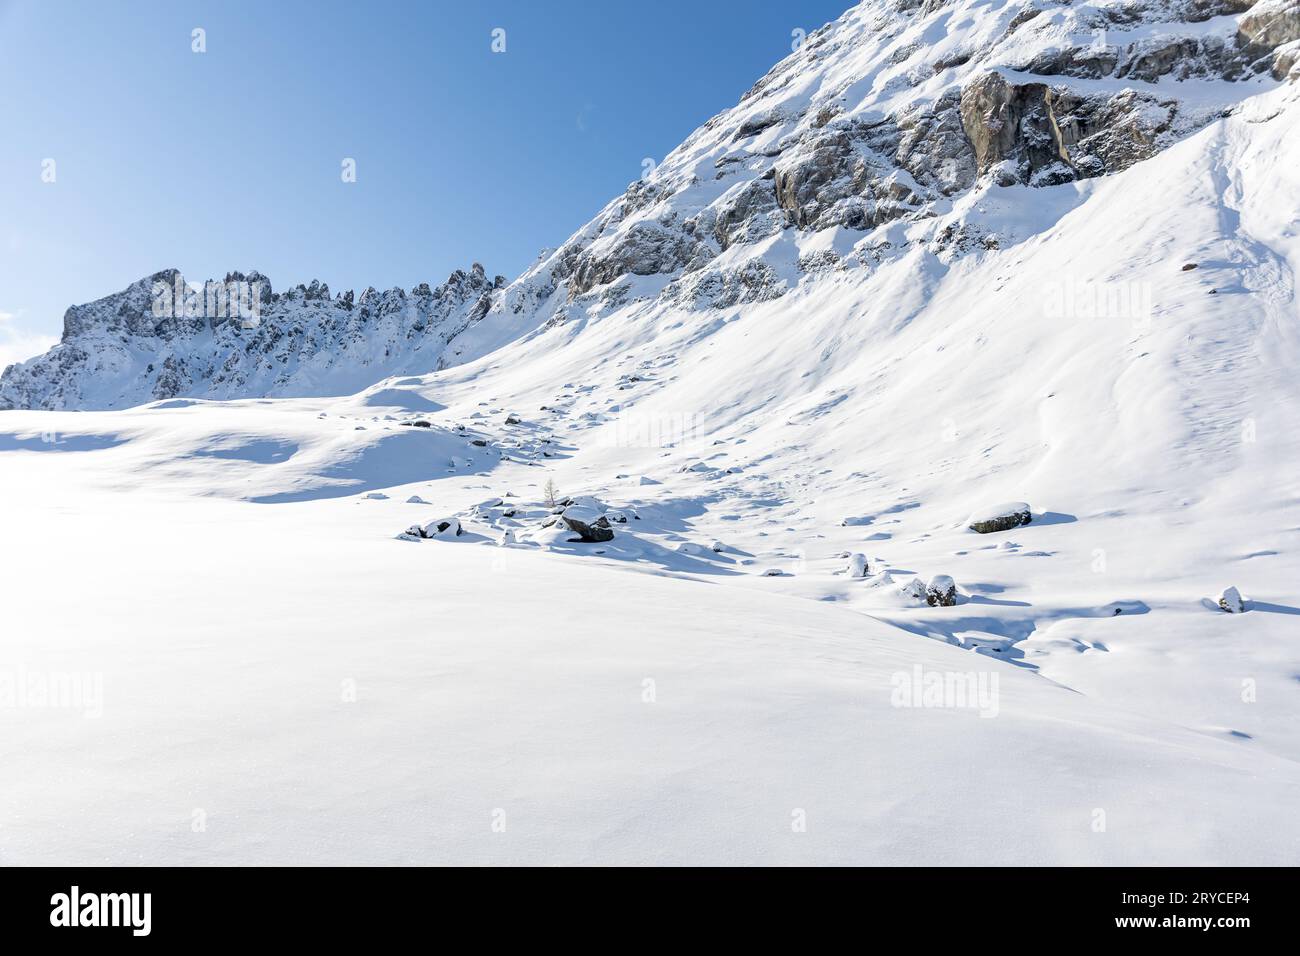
<box><xmin>3</xmin><ymin>1</ymin><xmax>1300</xmax><ymax>864</ymax></box>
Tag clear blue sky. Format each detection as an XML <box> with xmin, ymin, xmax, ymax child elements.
<box><xmin>0</xmin><ymin>0</ymin><xmax>852</xmax><ymax>365</ymax></box>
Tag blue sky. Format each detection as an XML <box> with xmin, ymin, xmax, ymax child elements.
<box><xmin>0</xmin><ymin>0</ymin><xmax>852</xmax><ymax>365</ymax></box>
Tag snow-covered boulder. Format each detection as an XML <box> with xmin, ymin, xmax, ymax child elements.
<box><xmin>497</xmin><ymin>529</ymin><xmax>516</xmax><ymax>547</ymax></box>
<box><xmin>560</xmin><ymin>505</ymin><xmax>614</xmax><ymax>542</ymax></box>
<box><xmin>968</xmin><ymin>502</ymin><xmax>1032</xmax><ymax>534</ymax></box>
<box><xmin>898</xmin><ymin>578</ymin><xmax>928</xmax><ymax>605</ymax></box>
<box><xmin>1218</xmin><ymin>587</ymin><xmax>1246</xmax><ymax>614</ymax></box>
<box><xmin>422</xmin><ymin>517</ymin><xmax>463</xmax><ymax>539</ymax></box>
<box><xmin>846</xmin><ymin>553</ymin><xmax>869</xmax><ymax>578</ymax></box>
<box><xmin>926</xmin><ymin>574</ymin><xmax>958</xmax><ymax>607</ymax></box>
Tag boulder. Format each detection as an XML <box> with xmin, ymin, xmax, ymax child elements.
<box><xmin>846</xmin><ymin>553</ymin><xmax>869</xmax><ymax>578</ymax></box>
<box><xmin>968</xmin><ymin>502</ymin><xmax>1032</xmax><ymax>534</ymax></box>
<box><xmin>926</xmin><ymin>574</ymin><xmax>958</xmax><ymax>607</ymax></box>
<box><xmin>1217</xmin><ymin>586</ymin><xmax>1246</xmax><ymax>613</ymax></box>
<box><xmin>899</xmin><ymin>578</ymin><xmax>928</xmax><ymax>604</ymax></box>
<box><xmin>560</xmin><ymin>505</ymin><xmax>614</xmax><ymax>542</ymax></box>
<box><xmin>422</xmin><ymin>517</ymin><xmax>463</xmax><ymax>539</ymax></box>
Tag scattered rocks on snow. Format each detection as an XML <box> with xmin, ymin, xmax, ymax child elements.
<box><xmin>926</xmin><ymin>574</ymin><xmax>958</xmax><ymax>607</ymax></box>
<box><xmin>1217</xmin><ymin>586</ymin><xmax>1246</xmax><ymax>613</ymax></box>
<box><xmin>504</xmin><ymin>414</ymin><xmax>522</xmax><ymax>425</ymax></box>
<box><xmin>968</xmin><ymin>502</ymin><xmax>1032</xmax><ymax>534</ymax></box>
<box><xmin>710</xmin><ymin>540</ymin><xmax>726</xmax><ymax>553</ymax></box>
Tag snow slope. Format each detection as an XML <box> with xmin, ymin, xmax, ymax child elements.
<box><xmin>1</xmin><ymin>444</ymin><xmax>1295</xmax><ymax>865</ymax></box>
<box><xmin>2</xmin><ymin>0</ymin><xmax>1299</xmax><ymax>865</ymax></box>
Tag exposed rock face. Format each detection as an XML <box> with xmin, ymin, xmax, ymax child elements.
<box><xmin>1239</xmin><ymin>1</ymin><xmax>1300</xmax><ymax>77</ymax></box>
<box><xmin>960</xmin><ymin>73</ymin><xmax>1074</xmax><ymax>185</ymax></box>
<box><xmin>968</xmin><ymin>503</ymin><xmax>1033</xmax><ymax>534</ymax></box>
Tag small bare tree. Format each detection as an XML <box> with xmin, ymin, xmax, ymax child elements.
<box><xmin>543</xmin><ymin>477</ymin><xmax>560</xmax><ymax>509</ymax></box>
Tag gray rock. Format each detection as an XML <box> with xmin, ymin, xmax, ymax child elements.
<box><xmin>560</xmin><ymin>506</ymin><xmax>615</xmax><ymax>543</ymax></box>
<box><xmin>926</xmin><ymin>574</ymin><xmax>958</xmax><ymax>607</ymax></box>
<box><xmin>968</xmin><ymin>502</ymin><xmax>1033</xmax><ymax>534</ymax></box>
<box><xmin>959</xmin><ymin>73</ymin><xmax>1075</xmax><ymax>185</ymax></box>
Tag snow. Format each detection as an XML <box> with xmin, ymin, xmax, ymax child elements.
<box><xmin>0</xmin><ymin>447</ymin><xmax>1296</xmax><ymax>864</ymax></box>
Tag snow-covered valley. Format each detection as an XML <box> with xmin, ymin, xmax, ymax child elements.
<box><xmin>2</xmin><ymin>0</ymin><xmax>1299</xmax><ymax>865</ymax></box>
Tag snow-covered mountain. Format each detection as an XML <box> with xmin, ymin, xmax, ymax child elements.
<box><xmin>0</xmin><ymin>264</ymin><xmax>503</xmax><ymax>410</ymax></box>
<box><xmin>3</xmin><ymin>0</ymin><xmax>1299</xmax><ymax>865</ymax></box>
<box><xmin>5</xmin><ymin>0</ymin><xmax>1297</xmax><ymax>410</ymax></box>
